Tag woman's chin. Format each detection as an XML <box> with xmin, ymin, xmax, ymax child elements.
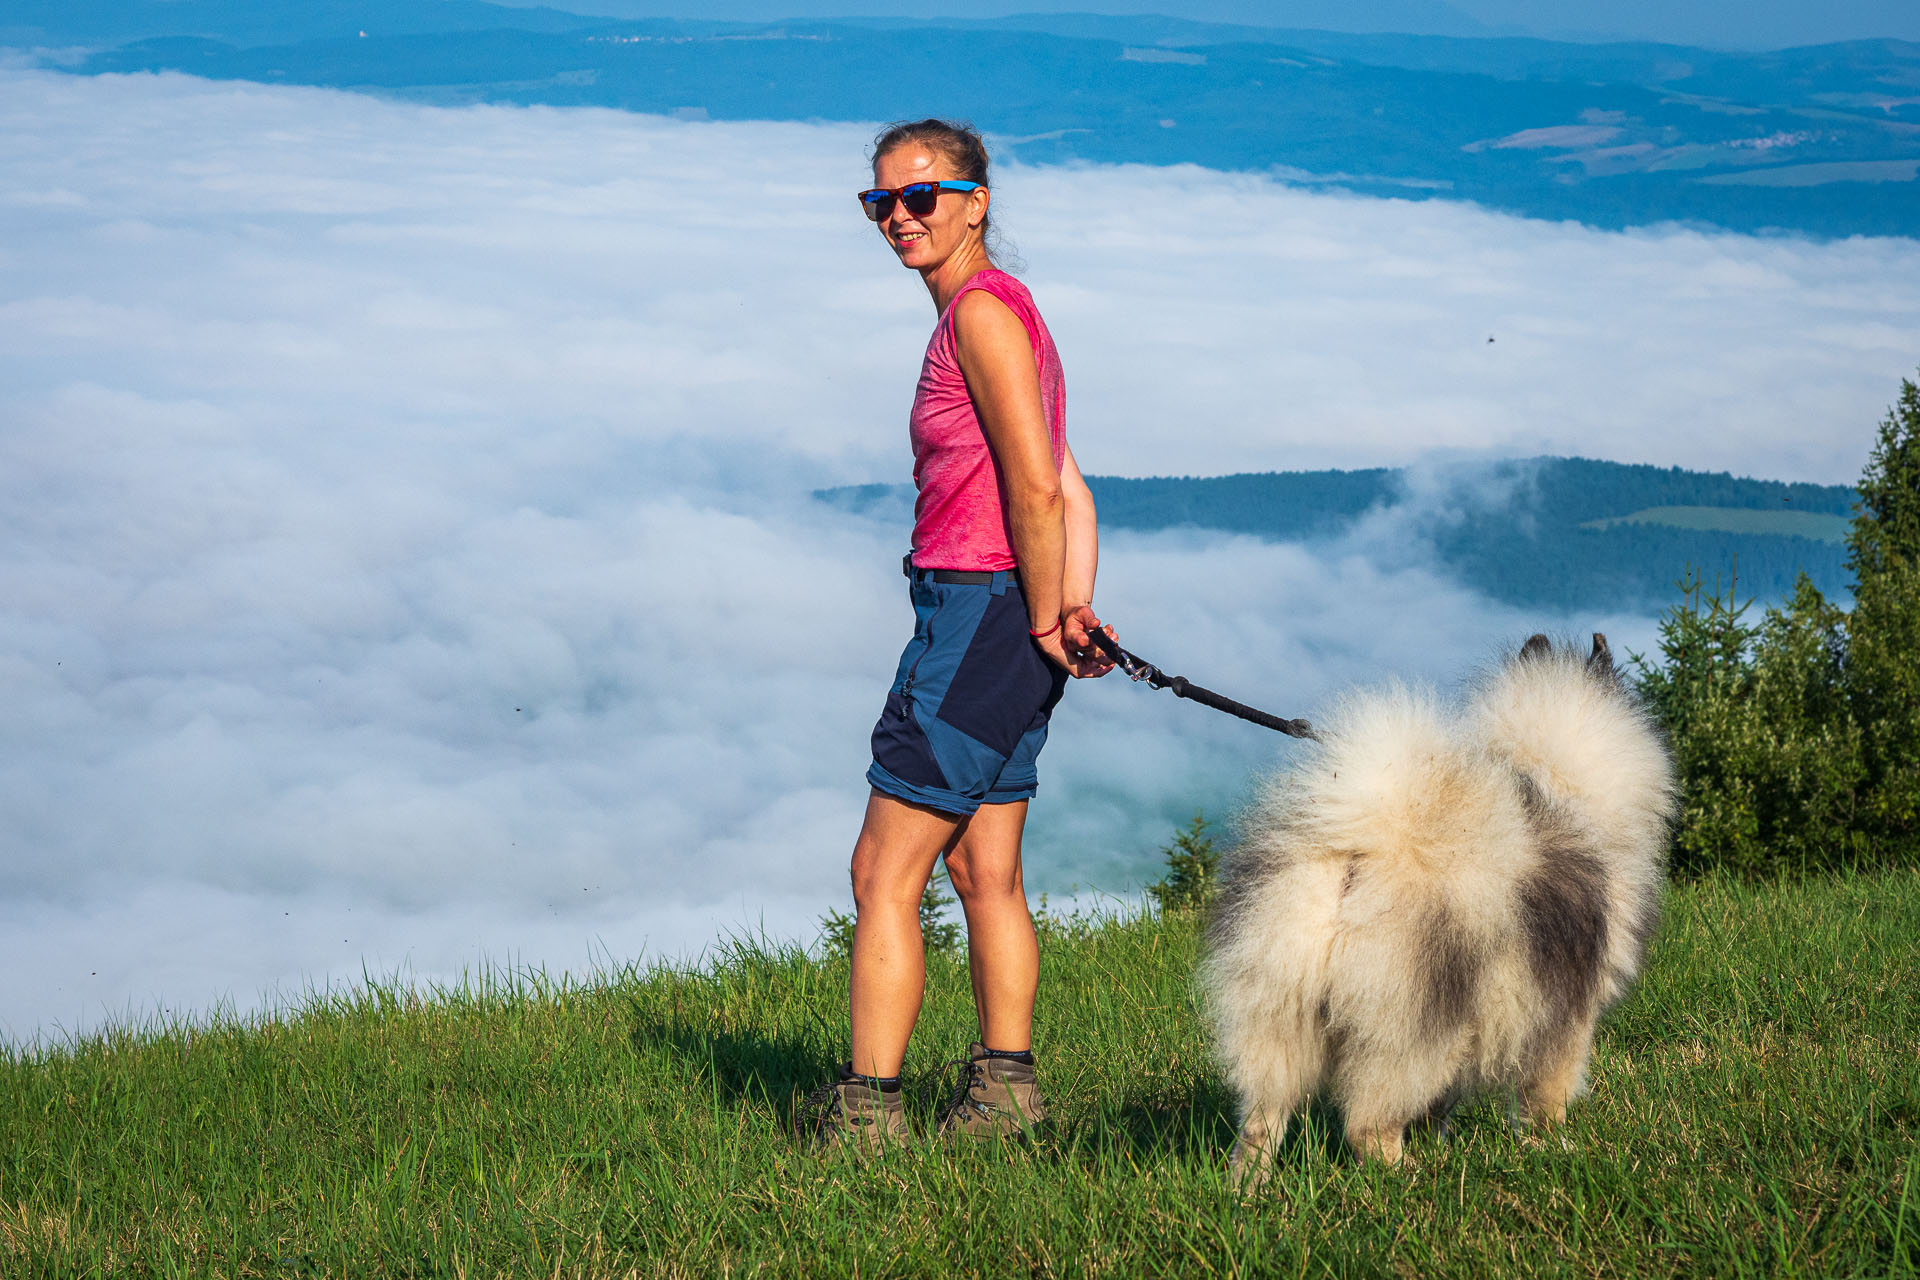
<box><xmin>890</xmin><ymin>236</ymin><xmax>936</xmax><ymax>266</ymax></box>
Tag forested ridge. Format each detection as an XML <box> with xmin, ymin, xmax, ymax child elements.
<box><xmin>816</xmin><ymin>456</ymin><xmax>1857</xmax><ymax>611</ymax></box>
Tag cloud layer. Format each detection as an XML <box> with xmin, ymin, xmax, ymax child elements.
<box><xmin>3</xmin><ymin>69</ymin><xmax>1917</xmax><ymax>1041</ymax></box>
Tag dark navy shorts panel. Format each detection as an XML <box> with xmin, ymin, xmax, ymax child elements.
<box><xmin>869</xmin><ymin>688</ymin><xmax>948</xmax><ymax>792</ymax></box>
<box><xmin>866</xmin><ymin>570</ymin><xmax>1067</xmax><ymax>817</ymax></box>
<box><xmin>936</xmin><ymin>588</ymin><xmax>1063</xmax><ymax>755</ymax></box>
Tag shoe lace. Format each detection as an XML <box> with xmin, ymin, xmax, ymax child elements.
<box><xmin>940</xmin><ymin>1055</ymin><xmax>987</xmax><ymax>1121</ymax></box>
<box><xmin>796</xmin><ymin>1076</ymin><xmax>846</xmax><ymax>1133</ymax></box>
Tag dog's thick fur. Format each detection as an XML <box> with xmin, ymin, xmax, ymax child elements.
<box><xmin>1204</xmin><ymin>634</ymin><xmax>1675</xmax><ymax>1179</ymax></box>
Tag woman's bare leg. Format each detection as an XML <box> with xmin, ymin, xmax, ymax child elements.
<box><xmin>942</xmin><ymin>800</ymin><xmax>1037</xmax><ymax>1052</ymax></box>
<box><xmin>848</xmin><ymin>791</ymin><xmax>963</xmax><ymax>1079</ymax></box>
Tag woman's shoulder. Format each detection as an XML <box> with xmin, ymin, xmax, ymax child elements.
<box><xmin>963</xmin><ymin>267</ymin><xmax>1036</xmax><ymax>307</ymax></box>
<box><xmin>951</xmin><ymin>280</ymin><xmax>1032</xmax><ymax>347</ymax></box>
<box><xmin>952</xmin><ymin>269</ymin><xmax>1040</xmax><ymax>327</ymax></box>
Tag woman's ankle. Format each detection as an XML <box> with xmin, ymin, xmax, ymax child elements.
<box><xmin>979</xmin><ymin>1044</ymin><xmax>1035</xmax><ymax>1065</ymax></box>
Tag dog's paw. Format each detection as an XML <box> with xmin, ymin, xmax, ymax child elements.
<box><xmin>1228</xmin><ymin>1144</ymin><xmax>1278</xmax><ymax>1195</ymax></box>
<box><xmin>1509</xmin><ymin>1122</ymin><xmax>1574</xmax><ymax>1154</ymax></box>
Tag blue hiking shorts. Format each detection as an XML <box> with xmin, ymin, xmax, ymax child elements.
<box><xmin>867</xmin><ymin>564</ymin><xmax>1069</xmax><ymax>816</ymax></box>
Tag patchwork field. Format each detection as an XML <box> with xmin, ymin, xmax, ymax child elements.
<box><xmin>3</xmin><ymin>869</ymin><xmax>1915</xmax><ymax>1277</ymax></box>
<box><xmin>1581</xmin><ymin>505</ymin><xmax>1854</xmax><ymax>542</ymax></box>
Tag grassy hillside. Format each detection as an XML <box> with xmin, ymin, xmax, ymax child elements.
<box><xmin>1583</xmin><ymin>505</ymin><xmax>1854</xmax><ymax>542</ymax></box>
<box><xmin>3</xmin><ymin>870</ymin><xmax>1915</xmax><ymax>1276</ymax></box>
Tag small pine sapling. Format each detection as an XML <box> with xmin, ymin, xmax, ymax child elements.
<box><xmin>919</xmin><ymin>868</ymin><xmax>964</xmax><ymax>953</ymax></box>
<box><xmin>1147</xmin><ymin>813</ymin><xmax>1218</xmax><ymax>913</ymax></box>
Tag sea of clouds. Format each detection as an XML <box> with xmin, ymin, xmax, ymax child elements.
<box><xmin>3</xmin><ymin>68</ymin><xmax>1917</xmax><ymax>1043</ymax></box>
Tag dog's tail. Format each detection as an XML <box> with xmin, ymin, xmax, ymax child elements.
<box><xmin>1206</xmin><ymin>683</ymin><xmax>1531</xmax><ymax>1078</ymax></box>
<box><xmin>1471</xmin><ymin>635</ymin><xmax>1675</xmax><ymax>998</ymax></box>
<box><xmin>1470</xmin><ymin>635</ymin><xmax>1674</xmax><ymax>872</ymax></box>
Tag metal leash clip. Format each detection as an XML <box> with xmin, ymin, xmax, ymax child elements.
<box><xmin>1088</xmin><ymin>629</ymin><xmax>1149</xmax><ymax>681</ymax></box>
<box><xmin>1117</xmin><ymin>648</ymin><xmax>1154</xmax><ymax>683</ymax></box>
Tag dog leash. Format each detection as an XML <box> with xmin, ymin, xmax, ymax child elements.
<box><xmin>1085</xmin><ymin>629</ymin><xmax>1318</xmax><ymax>741</ymax></box>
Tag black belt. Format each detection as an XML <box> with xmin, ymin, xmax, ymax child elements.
<box><xmin>902</xmin><ymin>553</ymin><xmax>1018</xmax><ymax>586</ymax></box>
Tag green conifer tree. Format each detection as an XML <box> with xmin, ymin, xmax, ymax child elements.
<box><xmin>1746</xmin><ymin>574</ymin><xmax>1869</xmax><ymax>869</ymax></box>
<box><xmin>1147</xmin><ymin>814</ymin><xmax>1219</xmax><ymax>913</ymax></box>
<box><xmin>919</xmin><ymin>869</ymin><xmax>964</xmax><ymax>953</ymax></box>
<box><xmin>1635</xmin><ymin>369</ymin><xmax>1918</xmax><ymax>875</ymax></box>
<box><xmin>1844</xmin><ymin>372</ymin><xmax>1920</xmax><ymax>854</ymax></box>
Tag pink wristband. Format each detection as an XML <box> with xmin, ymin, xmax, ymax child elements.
<box><xmin>1028</xmin><ymin>619</ymin><xmax>1062</xmax><ymax>640</ymax></box>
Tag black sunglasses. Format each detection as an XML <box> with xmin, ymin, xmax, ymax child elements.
<box><xmin>857</xmin><ymin>180</ymin><xmax>983</xmax><ymax>222</ymax></box>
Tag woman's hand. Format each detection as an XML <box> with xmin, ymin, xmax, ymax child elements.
<box><xmin>1033</xmin><ymin>604</ymin><xmax>1116</xmax><ymax>678</ymax></box>
<box><xmin>1064</xmin><ymin>604</ymin><xmax>1117</xmax><ymax>676</ymax></box>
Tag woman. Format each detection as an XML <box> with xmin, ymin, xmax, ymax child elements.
<box><xmin>799</xmin><ymin>119</ymin><xmax>1115</xmax><ymax>1148</ymax></box>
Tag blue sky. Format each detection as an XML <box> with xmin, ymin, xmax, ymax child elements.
<box><xmin>3</xmin><ymin>68</ymin><xmax>1916</xmax><ymax>1041</ymax></box>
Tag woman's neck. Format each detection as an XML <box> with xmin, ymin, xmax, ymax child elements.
<box><xmin>921</xmin><ymin>240</ymin><xmax>995</xmax><ymax>313</ymax></box>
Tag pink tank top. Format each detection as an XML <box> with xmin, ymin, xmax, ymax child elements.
<box><xmin>908</xmin><ymin>269</ymin><xmax>1067</xmax><ymax>571</ymax></box>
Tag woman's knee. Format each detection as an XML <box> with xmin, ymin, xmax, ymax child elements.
<box><xmin>850</xmin><ymin>842</ymin><xmax>929</xmax><ymax>913</ymax></box>
<box><xmin>947</xmin><ymin>856</ymin><xmax>1024</xmax><ymax>908</ymax></box>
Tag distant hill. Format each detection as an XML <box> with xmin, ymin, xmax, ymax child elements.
<box><xmin>0</xmin><ymin>0</ymin><xmax>607</xmax><ymax>46</ymax></box>
<box><xmin>13</xmin><ymin>4</ymin><xmax>1918</xmax><ymax>238</ymax></box>
<box><xmin>443</xmin><ymin>0</ymin><xmax>1495</xmax><ymax>34</ymax></box>
<box><xmin>816</xmin><ymin>456</ymin><xmax>1859</xmax><ymax>612</ymax></box>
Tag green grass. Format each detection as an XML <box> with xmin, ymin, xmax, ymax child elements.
<box><xmin>3</xmin><ymin>871</ymin><xmax>1917</xmax><ymax>1278</ymax></box>
<box><xmin>1581</xmin><ymin>506</ymin><xmax>1853</xmax><ymax>543</ymax></box>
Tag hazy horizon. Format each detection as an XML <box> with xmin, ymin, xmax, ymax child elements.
<box><xmin>479</xmin><ymin>0</ymin><xmax>1920</xmax><ymax>50</ymax></box>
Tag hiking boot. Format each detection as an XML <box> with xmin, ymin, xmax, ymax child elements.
<box><xmin>935</xmin><ymin>1042</ymin><xmax>1048</xmax><ymax>1140</ymax></box>
<box><xmin>794</xmin><ymin>1064</ymin><xmax>911</xmax><ymax>1153</ymax></box>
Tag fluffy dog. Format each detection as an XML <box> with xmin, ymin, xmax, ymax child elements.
<box><xmin>1203</xmin><ymin>634</ymin><xmax>1674</xmax><ymax>1180</ymax></box>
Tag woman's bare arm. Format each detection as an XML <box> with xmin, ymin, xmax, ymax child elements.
<box><xmin>952</xmin><ymin>290</ymin><xmax>1104</xmax><ymax>677</ymax></box>
<box><xmin>1060</xmin><ymin>444</ymin><xmax>1115</xmax><ymax>665</ymax></box>
<box><xmin>1060</xmin><ymin>444</ymin><xmax>1098</xmax><ymax>610</ymax></box>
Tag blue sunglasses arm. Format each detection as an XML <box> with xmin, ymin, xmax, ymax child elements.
<box><xmin>858</xmin><ymin>180</ymin><xmax>983</xmax><ymax>203</ymax></box>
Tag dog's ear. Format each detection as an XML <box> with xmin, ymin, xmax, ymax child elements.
<box><xmin>1520</xmin><ymin>634</ymin><xmax>1551</xmax><ymax>662</ymax></box>
<box><xmin>1587</xmin><ymin>632</ymin><xmax>1613</xmax><ymax>675</ymax></box>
